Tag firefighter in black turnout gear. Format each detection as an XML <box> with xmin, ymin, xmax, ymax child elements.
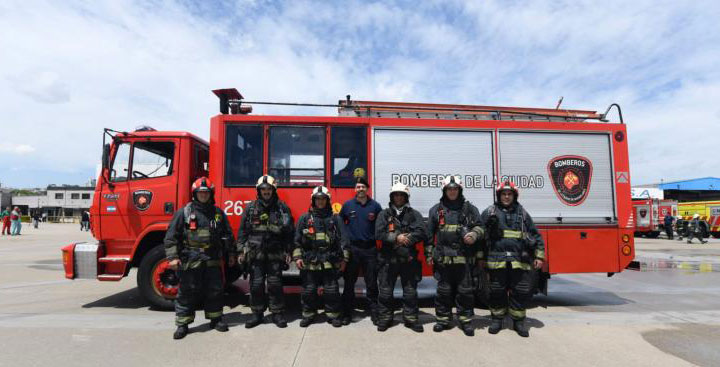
<box><xmin>293</xmin><ymin>186</ymin><xmax>348</xmax><ymax>328</ymax></box>
<box><xmin>164</xmin><ymin>177</ymin><xmax>235</xmax><ymax>340</ymax></box>
<box><xmin>236</xmin><ymin>175</ymin><xmax>294</xmax><ymax>328</ymax></box>
<box><xmin>375</xmin><ymin>183</ymin><xmax>427</xmax><ymax>332</ymax></box>
<box><xmin>481</xmin><ymin>181</ymin><xmax>545</xmax><ymax>337</ymax></box>
<box><xmin>426</xmin><ymin>175</ymin><xmax>484</xmax><ymax>336</ymax></box>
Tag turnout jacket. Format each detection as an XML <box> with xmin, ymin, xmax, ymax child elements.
<box><xmin>293</xmin><ymin>207</ymin><xmax>348</xmax><ymax>270</ymax></box>
<box><xmin>375</xmin><ymin>205</ymin><xmax>427</xmax><ymax>262</ymax></box>
<box><xmin>236</xmin><ymin>196</ymin><xmax>294</xmax><ymax>261</ymax></box>
<box><xmin>426</xmin><ymin>198</ymin><xmax>484</xmax><ymax>265</ymax></box>
<box><xmin>164</xmin><ymin>201</ymin><xmax>235</xmax><ymax>268</ymax></box>
<box><xmin>479</xmin><ymin>202</ymin><xmax>544</xmax><ymax>270</ymax></box>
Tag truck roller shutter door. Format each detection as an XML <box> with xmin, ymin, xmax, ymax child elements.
<box><xmin>373</xmin><ymin>129</ymin><xmax>495</xmax><ymax>216</ymax></box>
<box><xmin>498</xmin><ymin>132</ymin><xmax>615</xmax><ymax>224</ymax></box>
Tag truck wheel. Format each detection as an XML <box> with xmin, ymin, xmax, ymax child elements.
<box><xmin>647</xmin><ymin>231</ymin><xmax>661</xmax><ymax>238</ymax></box>
<box><xmin>137</xmin><ymin>245</ymin><xmax>177</xmax><ymax>310</ymax></box>
<box><xmin>712</xmin><ymin>232</ymin><xmax>720</xmax><ymax>239</ymax></box>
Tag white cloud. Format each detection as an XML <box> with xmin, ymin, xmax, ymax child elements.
<box><xmin>0</xmin><ymin>143</ymin><xmax>36</xmax><ymax>154</ymax></box>
<box><xmin>0</xmin><ymin>0</ymin><xmax>719</xmax><ymax>187</ymax></box>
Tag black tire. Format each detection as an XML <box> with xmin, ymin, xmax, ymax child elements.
<box><xmin>712</xmin><ymin>232</ymin><xmax>720</xmax><ymax>239</ymax></box>
<box><xmin>137</xmin><ymin>245</ymin><xmax>175</xmax><ymax>310</ymax></box>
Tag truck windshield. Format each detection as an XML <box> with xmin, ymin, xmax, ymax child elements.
<box><xmin>131</xmin><ymin>142</ymin><xmax>174</xmax><ymax>179</ymax></box>
<box><xmin>269</xmin><ymin>126</ymin><xmax>325</xmax><ymax>187</ymax></box>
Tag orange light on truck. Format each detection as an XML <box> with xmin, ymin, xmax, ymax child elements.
<box><xmin>622</xmin><ymin>234</ymin><xmax>630</xmax><ymax>243</ymax></box>
<box><xmin>622</xmin><ymin>245</ymin><xmax>632</xmax><ymax>256</ymax></box>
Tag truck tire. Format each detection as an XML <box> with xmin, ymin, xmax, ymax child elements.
<box><xmin>712</xmin><ymin>232</ymin><xmax>720</xmax><ymax>239</ymax></box>
<box><xmin>137</xmin><ymin>245</ymin><xmax>176</xmax><ymax>310</ymax></box>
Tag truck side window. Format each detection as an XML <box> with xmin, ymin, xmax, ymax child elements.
<box><xmin>131</xmin><ymin>142</ymin><xmax>175</xmax><ymax>179</ymax></box>
<box><xmin>193</xmin><ymin>143</ymin><xmax>209</xmax><ymax>181</ymax></box>
<box><xmin>269</xmin><ymin>126</ymin><xmax>325</xmax><ymax>186</ymax></box>
<box><xmin>225</xmin><ymin>125</ymin><xmax>263</xmax><ymax>186</ymax></box>
<box><xmin>331</xmin><ymin>126</ymin><xmax>367</xmax><ymax>187</ymax></box>
<box><xmin>110</xmin><ymin>143</ymin><xmax>131</xmax><ymax>182</ymax></box>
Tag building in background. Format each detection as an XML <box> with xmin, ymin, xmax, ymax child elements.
<box><xmin>633</xmin><ymin>177</ymin><xmax>720</xmax><ymax>201</ymax></box>
<box><xmin>11</xmin><ymin>185</ymin><xmax>94</xmax><ymax>221</ymax></box>
<box><xmin>0</xmin><ymin>188</ymin><xmax>12</xmax><ymax>209</ymax></box>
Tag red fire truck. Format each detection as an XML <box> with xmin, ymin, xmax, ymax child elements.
<box><xmin>632</xmin><ymin>198</ymin><xmax>677</xmax><ymax>238</ymax></box>
<box><xmin>62</xmin><ymin>88</ymin><xmax>635</xmax><ymax>309</ymax></box>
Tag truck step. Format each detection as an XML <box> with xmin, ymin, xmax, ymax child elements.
<box><xmin>98</xmin><ymin>257</ymin><xmax>131</xmax><ymax>263</ymax></box>
<box><xmin>97</xmin><ymin>274</ymin><xmax>124</xmax><ymax>281</ymax></box>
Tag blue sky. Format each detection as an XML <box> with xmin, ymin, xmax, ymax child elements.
<box><xmin>1</xmin><ymin>0</ymin><xmax>719</xmax><ymax>188</ymax></box>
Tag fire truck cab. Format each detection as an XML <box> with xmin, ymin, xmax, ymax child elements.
<box><xmin>62</xmin><ymin>88</ymin><xmax>635</xmax><ymax>309</ymax></box>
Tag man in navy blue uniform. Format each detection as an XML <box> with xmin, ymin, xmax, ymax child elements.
<box><xmin>340</xmin><ymin>177</ymin><xmax>383</xmax><ymax>325</ymax></box>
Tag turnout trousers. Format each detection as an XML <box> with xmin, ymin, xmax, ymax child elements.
<box><xmin>174</xmin><ymin>263</ymin><xmax>224</xmax><ymax>326</ymax></box>
<box><xmin>434</xmin><ymin>263</ymin><xmax>474</xmax><ymax>326</ymax></box>
<box><xmin>488</xmin><ymin>265</ymin><xmax>534</xmax><ymax>320</ymax></box>
<box><xmin>249</xmin><ymin>258</ymin><xmax>285</xmax><ymax>314</ymax></box>
<box><xmin>378</xmin><ymin>260</ymin><xmax>419</xmax><ymax>323</ymax></box>
<box><xmin>342</xmin><ymin>246</ymin><xmax>379</xmax><ymax>315</ymax></box>
<box><xmin>300</xmin><ymin>269</ymin><xmax>341</xmax><ymax>319</ymax></box>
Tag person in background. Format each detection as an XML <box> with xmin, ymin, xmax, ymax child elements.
<box><xmin>32</xmin><ymin>212</ymin><xmax>40</xmax><ymax>229</ymax></box>
<box><xmin>81</xmin><ymin>211</ymin><xmax>90</xmax><ymax>231</ymax></box>
<box><xmin>10</xmin><ymin>207</ymin><xmax>21</xmax><ymax>236</ymax></box>
<box><xmin>1</xmin><ymin>206</ymin><xmax>11</xmax><ymax>235</ymax></box>
<box><xmin>663</xmin><ymin>214</ymin><xmax>674</xmax><ymax>240</ymax></box>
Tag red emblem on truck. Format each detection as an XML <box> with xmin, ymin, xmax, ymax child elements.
<box><xmin>548</xmin><ymin>155</ymin><xmax>593</xmax><ymax>206</ymax></box>
<box><xmin>133</xmin><ymin>190</ymin><xmax>153</xmax><ymax>211</ymax></box>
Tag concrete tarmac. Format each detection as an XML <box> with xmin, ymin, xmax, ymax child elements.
<box><xmin>1</xmin><ymin>224</ymin><xmax>719</xmax><ymax>367</ymax></box>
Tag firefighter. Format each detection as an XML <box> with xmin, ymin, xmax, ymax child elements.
<box><xmin>426</xmin><ymin>175</ymin><xmax>484</xmax><ymax>336</ymax></box>
<box><xmin>375</xmin><ymin>183</ymin><xmax>427</xmax><ymax>332</ymax></box>
<box><xmin>686</xmin><ymin>214</ymin><xmax>708</xmax><ymax>244</ymax></box>
<box><xmin>164</xmin><ymin>177</ymin><xmax>235</xmax><ymax>340</ymax></box>
<box><xmin>676</xmin><ymin>218</ymin><xmax>689</xmax><ymax>241</ymax></box>
<box><xmin>293</xmin><ymin>186</ymin><xmax>347</xmax><ymax>328</ymax></box>
<box><xmin>340</xmin><ymin>177</ymin><xmax>383</xmax><ymax>325</ymax></box>
<box><xmin>237</xmin><ymin>175</ymin><xmax>294</xmax><ymax>328</ymax></box>
<box><xmin>481</xmin><ymin>181</ymin><xmax>545</xmax><ymax>338</ymax></box>
<box><xmin>664</xmin><ymin>214</ymin><xmax>675</xmax><ymax>240</ymax></box>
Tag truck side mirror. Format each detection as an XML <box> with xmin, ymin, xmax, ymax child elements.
<box><xmin>102</xmin><ymin>143</ymin><xmax>111</xmax><ymax>169</ymax></box>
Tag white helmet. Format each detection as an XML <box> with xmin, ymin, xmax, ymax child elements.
<box><xmin>441</xmin><ymin>175</ymin><xmax>463</xmax><ymax>191</ymax></box>
<box><xmin>693</xmin><ymin>213</ymin><xmax>700</xmax><ymax>219</ymax></box>
<box><xmin>312</xmin><ymin>185</ymin><xmax>331</xmax><ymax>200</ymax></box>
<box><xmin>390</xmin><ymin>183</ymin><xmax>410</xmax><ymax>199</ymax></box>
<box><xmin>256</xmin><ymin>175</ymin><xmax>277</xmax><ymax>190</ymax></box>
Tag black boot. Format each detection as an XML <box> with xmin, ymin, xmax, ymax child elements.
<box><xmin>377</xmin><ymin>321</ymin><xmax>390</xmax><ymax>332</ymax></box>
<box><xmin>299</xmin><ymin>315</ymin><xmax>315</xmax><ymax>328</ymax></box>
<box><xmin>173</xmin><ymin>325</ymin><xmax>189</xmax><ymax>340</ymax></box>
<box><xmin>513</xmin><ymin>318</ymin><xmax>529</xmax><ymax>337</ymax></box>
<box><xmin>331</xmin><ymin>318</ymin><xmax>343</xmax><ymax>328</ymax></box>
<box><xmin>433</xmin><ymin>323</ymin><xmax>450</xmax><ymax>333</ymax></box>
<box><xmin>370</xmin><ymin>310</ymin><xmax>379</xmax><ymax>326</ymax></box>
<box><xmin>404</xmin><ymin>321</ymin><xmax>424</xmax><ymax>333</ymax></box>
<box><xmin>272</xmin><ymin>313</ymin><xmax>288</xmax><ymax>328</ymax></box>
<box><xmin>210</xmin><ymin>318</ymin><xmax>229</xmax><ymax>332</ymax></box>
<box><xmin>461</xmin><ymin>322</ymin><xmax>475</xmax><ymax>336</ymax></box>
<box><xmin>488</xmin><ymin>318</ymin><xmax>503</xmax><ymax>334</ymax></box>
<box><xmin>245</xmin><ymin>312</ymin><xmax>264</xmax><ymax>329</ymax></box>
<box><xmin>341</xmin><ymin>312</ymin><xmax>352</xmax><ymax>325</ymax></box>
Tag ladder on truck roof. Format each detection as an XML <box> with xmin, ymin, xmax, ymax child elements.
<box><xmin>212</xmin><ymin>88</ymin><xmax>623</xmax><ymax>123</ymax></box>
<box><xmin>339</xmin><ymin>97</ymin><xmax>603</xmax><ymax>122</ymax></box>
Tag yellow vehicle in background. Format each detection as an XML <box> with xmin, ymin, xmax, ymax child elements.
<box><xmin>677</xmin><ymin>201</ymin><xmax>720</xmax><ymax>238</ymax></box>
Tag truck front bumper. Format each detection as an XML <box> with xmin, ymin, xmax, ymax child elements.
<box><xmin>61</xmin><ymin>242</ymin><xmax>100</xmax><ymax>279</ymax></box>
